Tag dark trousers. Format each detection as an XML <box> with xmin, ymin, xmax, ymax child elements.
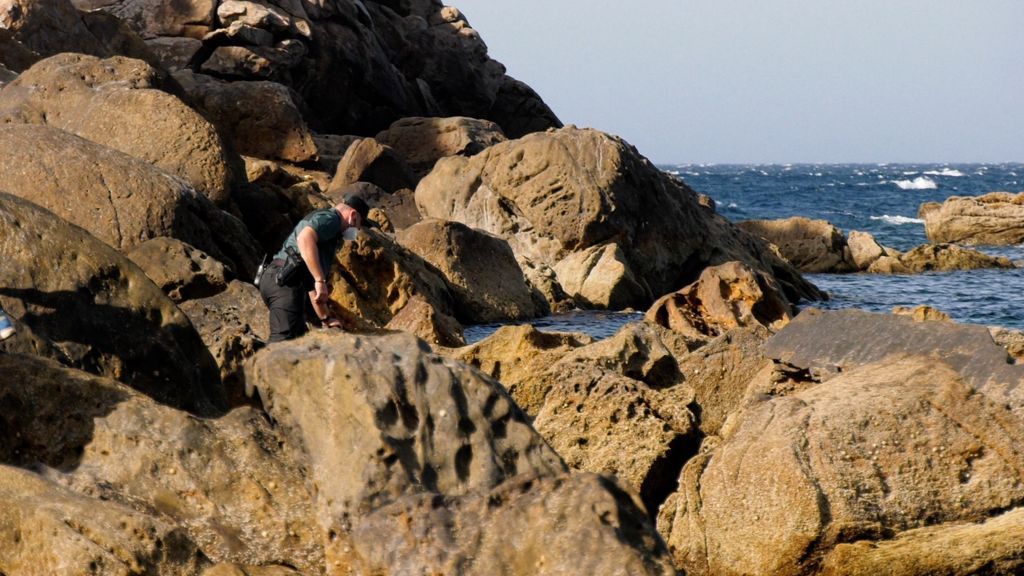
<box><xmin>259</xmin><ymin>262</ymin><xmax>311</xmax><ymax>342</ymax></box>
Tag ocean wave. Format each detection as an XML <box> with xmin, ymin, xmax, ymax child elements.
<box><xmin>870</xmin><ymin>215</ymin><xmax>925</xmax><ymax>225</ymax></box>
<box><xmin>727</xmin><ymin>202</ymin><xmax>739</xmax><ymax>209</ymax></box>
<box><xmin>892</xmin><ymin>176</ymin><xmax>937</xmax><ymax>190</ymax></box>
<box><xmin>922</xmin><ymin>168</ymin><xmax>965</xmax><ymax>177</ymax></box>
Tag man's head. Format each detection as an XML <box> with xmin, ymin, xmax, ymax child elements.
<box><xmin>337</xmin><ymin>194</ymin><xmax>370</xmax><ymax>228</ymax></box>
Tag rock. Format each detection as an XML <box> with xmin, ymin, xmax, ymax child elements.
<box><xmin>145</xmin><ymin>35</ymin><xmax>203</xmax><ymax>69</ymax></box>
<box><xmin>646</xmin><ymin>261</ymin><xmax>793</xmax><ymax>338</ymax></box>
<box><xmin>661</xmin><ymin>355</ymin><xmax>1024</xmax><ymax>575</ymax></box>
<box><xmin>174</xmin><ymin>70</ymin><xmax>318</xmax><ymax>163</ymax></box>
<box><xmin>1</xmin><ymin>353</ymin><xmax>323</xmax><ymax>572</ymax></box>
<box><xmin>0</xmin><ymin>63</ymin><xmax>15</xmax><ymax>87</ymax></box>
<box><xmin>763</xmin><ymin>308</ymin><xmax>1024</xmax><ymax>417</ymax></box>
<box><xmin>200</xmin><ymin>44</ymin><xmax>297</xmax><ymax>79</ymax></box>
<box><xmin>554</xmin><ymin>243</ymin><xmax>651</xmax><ymax>309</ymax></box>
<box><xmin>89</xmin><ymin>0</ymin><xmax>217</xmax><ymax>39</ymax></box>
<box><xmin>383</xmin><ymin>293</ymin><xmax>464</xmax><ymax>347</ymax></box>
<box><xmin>128</xmin><ymin>237</ymin><xmax>228</xmax><ymax>303</ymax></box>
<box><xmin>375</xmin><ymin>116</ymin><xmax>506</xmax><ymax>177</ymax></box>
<box><xmin>203</xmin><ymin>565</ymin><xmax>304</xmax><ymax>576</ymax></box>
<box><xmin>866</xmin><ymin>243</ymin><xmax>1015</xmax><ymax>274</ymax></box>
<box><xmin>327</xmin><ymin>182</ymin><xmax>422</xmax><ymax>231</ymax></box>
<box><xmin>348</xmin><ymin>472</ymin><xmax>677</xmax><ymax>576</ymax></box>
<box><xmin>819</xmin><ymin>506</ymin><xmax>1024</xmax><ymax>576</ymax></box>
<box><xmin>328</xmin><ymin>227</ymin><xmax>459</xmax><ymax>333</ymax></box>
<box><xmin>79</xmin><ymin>9</ymin><xmax>163</xmax><ymax>68</ymax></box>
<box><xmin>245</xmin><ymin>331</ymin><xmax>569</xmax><ymax>567</ymax></box>
<box><xmin>448</xmin><ymin>324</ymin><xmax>593</xmax><ymax>415</ymax></box>
<box><xmin>0</xmin><ymin>0</ymin><xmax>110</xmax><ymax>58</ymax></box>
<box><xmin>846</xmin><ymin>229</ymin><xmax>891</xmax><ymax>270</ymax></box>
<box><xmin>217</xmin><ymin>0</ymin><xmax>311</xmax><ymax>39</ymax></box>
<box><xmin>328</xmin><ymin>137</ymin><xmax>418</xmax><ymax>194</ymax></box>
<box><xmin>0</xmin><ymin>124</ymin><xmax>260</xmax><ymax>277</ymax></box>
<box><xmin>0</xmin><ymin>53</ymin><xmax>239</xmax><ymax>205</ymax></box>
<box><xmin>0</xmin><ymin>191</ymin><xmax>225</xmax><ymax>415</ymax></box>
<box><xmin>397</xmin><ymin>218</ymin><xmax>541</xmax><ymax>323</ymax></box>
<box><xmin>0</xmin><ymin>29</ymin><xmax>40</xmax><ymax>73</ymax></box>
<box><xmin>990</xmin><ymin>326</ymin><xmax>1024</xmax><ymax>364</ymax></box>
<box><xmin>312</xmin><ymin>133</ymin><xmax>360</xmax><ymax>172</ymax></box>
<box><xmin>517</xmin><ymin>254</ymin><xmax>575</xmax><ymax>314</ymax></box>
<box><xmin>922</xmin><ymin>191</ymin><xmax>1024</xmax><ymax>245</ymax></box>
<box><xmin>179</xmin><ymin>281</ymin><xmax>270</xmax><ymax>399</ymax></box>
<box><xmin>416</xmin><ymin>126</ymin><xmax>821</xmax><ymax>308</ymax></box>
<box><xmin>0</xmin><ymin>464</ymin><xmax>201</xmax><ymax>574</ymax></box>
<box><xmin>891</xmin><ymin>304</ymin><xmax>952</xmax><ymax>322</ymax></box>
<box><xmin>737</xmin><ymin>217</ymin><xmax>855</xmax><ymax>273</ymax></box>
<box><xmin>486</xmin><ymin>75</ymin><xmax>564</xmax><ymax>139</ymax></box>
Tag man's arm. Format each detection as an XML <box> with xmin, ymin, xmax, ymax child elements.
<box><xmin>297</xmin><ymin>226</ymin><xmax>329</xmax><ymax>305</ymax></box>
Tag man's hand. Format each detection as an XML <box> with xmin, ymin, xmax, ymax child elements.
<box><xmin>322</xmin><ymin>317</ymin><xmax>343</xmax><ymax>329</ymax></box>
<box><xmin>313</xmin><ymin>280</ymin><xmax>330</xmax><ymax>304</ymax></box>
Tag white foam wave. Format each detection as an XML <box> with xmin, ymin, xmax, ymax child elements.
<box><xmin>892</xmin><ymin>176</ymin><xmax>938</xmax><ymax>190</ymax></box>
<box><xmin>727</xmin><ymin>202</ymin><xmax>739</xmax><ymax>209</ymax></box>
<box><xmin>870</xmin><ymin>215</ymin><xmax>925</xmax><ymax>225</ymax></box>
<box><xmin>923</xmin><ymin>168</ymin><xmax>965</xmax><ymax>177</ymax></box>
<box><xmin>902</xmin><ymin>170</ymin><xmax>919</xmax><ymax>175</ymax></box>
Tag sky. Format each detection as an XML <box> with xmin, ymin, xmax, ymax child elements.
<box><xmin>452</xmin><ymin>1</ymin><xmax>1023</xmax><ymax>165</ymax></box>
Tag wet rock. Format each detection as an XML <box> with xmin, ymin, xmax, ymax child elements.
<box><xmin>0</xmin><ymin>124</ymin><xmax>260</xmax><ymax>277</ymax></box>
<box><xmin>0</xmin><ymin>191</ymin><xmax>224</xmax><ymax>415</ymax></box>
<box><xmin>554</xmin><ymin>243</ymin><xmax>650</xmax><ymax>310</ymax></box>
<box><xmin>922</xmin><ymin>191</ymin><xmax>1024</xmax><ymax>245</ymax></box>
<box><xmin>738</xmin><ymin>216</ymin><xmax>855</xmax><ymax>273</ymax></box>
<box><xmin>0</xmin><ymin>53</ymin><xmax>240</xmax><ymax>205</ymax></box>
<box><xmin>328</xmin><ymin>137</ymin><xmax>418</xmax><ymax>194</ymax></box>
<box><xmin>646</xmin><ymin>261</ymin><xmax>792</xmax><ymax>338</ymax></box>
<box><xmin>661</xmin><ymin>356</ymin><xmax>1024</xmax><ymax>575</ymax></box>
<box><xmin>397</xmin><ymin>218</ymin><xmax>541</xmax><ymax>323</ymax></box>
<box><xmin>867</xmin><ymin>243</ymin><xmax>1016</xmax><ymax>274</ymax></box>
<box><xmin>375</xmin><ymin>116</ymin><xmax>506</xmax><ymax>177</ymax></box>
<box><xmin>417</xmin><ymin>126</ymin><xmax>821</xmax><ymax>308</ymax></box>
<box><xmin>174</xmin><ymin>71</ymin><xmax>318</xmax><ymax>164</ymax></box>
<box><xmin>128</xmin><ymin>237</ymin><xmax>228</xmax><ymax>303</ymax></box>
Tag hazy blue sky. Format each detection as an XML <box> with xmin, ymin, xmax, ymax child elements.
<box><xmin>453</xmin><ymin>1</ymin><xmax>1023</xmax><ymax>164</ymax></box>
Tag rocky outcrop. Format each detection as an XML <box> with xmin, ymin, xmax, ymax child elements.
<box><xmin>327</xmin><ymin>137</ymin><xmax>418</xmax><ymax>194</ymax></box>
<box><xmin>0</xmin><ymin>191</ymin><xmax>225</xmax><ymax>415</ymax></box>
<box><xmin>375</xmin><ymin>116</ymin><xmax>506</xmax><ymax>177</ymax></box>
<box><xmin>0</xmin><ymin>53</ymin><xmax>240</xmax><ymax>205</ymax></box>
<box><xmin>0</xmin><ymin>29</ymin><xmax>41</xmax><ymax>73</ymax></box>
<box><xmin>738</xmin><ymin>217</ymin><xmax>856</xmax><ymax>273</ymax></box>
<box><xmin>554</xmin><ymin>243</ymin><xmax>651</xmax><ymax>309</ymax></box>
<box><xmin>0</xmin><ymin>124</ymin><xmax>260</xmax><ymax>277</ymax></box>
<box><xmin>921</xmin><ymin>191</ymin><xmax>1024</xmax><ymax>245</ymax></box>
<box><xmin>661</xmin><ymin>354</ymin><xmax>1024</xmax><ymax>575</ymax></box>
<box><xmin>397</xmin><ymin>218</ymin><xmax>542</xmax><ymax>323</ymax></box>
<box><xmin>646</xmin><ymin>261</ymin><xmax>793</xmax><ymax>338</ymax></box>
<box><xmin>847</xmin><ymin>229</ymin><xmax>891</xmax><ymax>270</ymax></box>
<box><xmin>866</xmin><ymin>243</ymin><xmax>1015</xmax><ymax>274</ymax></box>
<box><xmin>0</xmin><ymin>0</ymin><xmax>111</xmax><ymax>58</ymax></box>
<box><xmin>383</xmin><ymin>293</ymin><xmax>464</xmax><ymax>347</ymax></box>
<box><xmin>128</xmin><ymin>237</ymin><xmax>229</xmax><ymax>303</ymax></box>
<box><xmin>417</xmin><ymin>126</ymin><xmax>822</xmax><ymax>309</ymax></box>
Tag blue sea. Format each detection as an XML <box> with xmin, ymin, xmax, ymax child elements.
<box><xmin>465</xmin><ymin>163</ymin><xmax>1024</xmax><ymax>343</ymax></box>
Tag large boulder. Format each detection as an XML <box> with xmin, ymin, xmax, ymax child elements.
<box><xmin>737</xmin><ymin>217</ymin><xmax>855</xmax><ymax>273</ymax></box>
<box><xmin>660</xmin><ymin>355</ymin><xmax>1024</xmax><ymax>576</ymax></box>
<box><xmin>375</xmin><ymin>116</ymin><xmax>506</xmax><ymax>177</ymax></box>
<box><xmin>0</xmin><ymin>124</ymin><xmax>260</xmax><ymax>277</ymax></box>
<box><xmin>128</xmin><ymin>237</ymin><xmax>229</xmax><ymax>303</ymax></box>
<box><xmin>327</xmin><ymin>137</ymin><xmax>418</xmax><ymax>194</ymax></box>
<box><xmin>554</xmin><ymin>242</ymin><xmax>651</xmax><ymax>309</ymax></box>
<box><xmin>396</xmin><ymin>218</ymin><xmax>541</xmax><ymax>323</ymax></box>
<box><xmin>416</xmin><ymin>126</ymin><xmax>821</xmax><ymax>308</ymax></box>
<box><xmin>0</xmin><ymin>0</ymin><xmax>110</xmax><ymax>57</ymax></box>
<box><xmin>921</xmin><ymin>191</ymin><xmax>1024</xmax><ymax>245</ymax></box>
<box><xmin>646</xmin><ymin>261</ymin><xmax>793</xmax><ymax>338</ymax></box>
<box><xmin>0</xmin><ymin>29</ymin><xmax>40</xmax><ymax>73</ymax></box>
<box><xmin>0</xmin><ymin>53</ymin><xmax>239</xmax><ymax>205</ymax></box>
<box><xmin>866</xmin><ymin>243</ymin><xmax>1015</xmax><ymax>274</ymax></box>
<box><xmin>174</xmin><ymin>70</ymin><xmax>318</xmax><ymax>164</ymax></box>
<box><xmin>0</xmin><ymin>191</ymin><xmax>225</xmax><ymax>415</ymax></box>
<box><xmin>78</xmin><ymin>0</ymin><xmax>218</xmax><ymax>39</ymax></box>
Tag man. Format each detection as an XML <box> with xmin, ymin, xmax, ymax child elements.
<box><xmin>259</xmin><ymin>194</ymin><xmax>370</xmax><ymax>342</ymax></box>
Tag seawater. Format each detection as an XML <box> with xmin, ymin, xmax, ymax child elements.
<box><xmin>465</xmin><ymin>163</ymin><xmax>1024</xmax><ymax>343</ymax></box>
<box><xmin>676</xmin><ymin>163</ymin><xmax>1024</xmax><ymax>330</ymax></box>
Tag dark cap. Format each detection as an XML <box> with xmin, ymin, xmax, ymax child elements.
<box><xmin>343</xmin><ymin>193</ymin><xmax>370</xmax><ymax>220</ymax></box>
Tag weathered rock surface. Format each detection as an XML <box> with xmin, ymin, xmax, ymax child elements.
<box><xmin>383</xmin><ymin>293</ymin><xmax>464</xmax><ymax>347</ymax></box>
<box><xmin>128</xmin><ymin>237</ymin><xmax>228</xmax><ymax>303</ymax></box>
<box><xmin>90</xmin><ymin>0</ymin><xmax>217</xmax><ymax>39</ymax></box>
<box><xmin>417</xmin><ymin>126</ymin><xmax>821</xmax><ymax>308</ymax></box>
<box><xmin>921</xmin><ymin>191</ymin><xmax>1024</xmax><ymax>245</ymax></box>
<box><xmin>646</xmin><ymin>261</ymin><xmax>793</xmax><ymax>338</ymax></box>
<box><xmin>1</xmin><ymin>353</ymin><xmax>323</xmax><ymax>572</ymax></box>
<box><xmin>375</xmin><ymin>116</ymin><xmax>506</xmax><ymax>177</ymax></box>
<box><xmin>397</xmin><ymin>218</ymin><xmax>541</xmax><ymax>323</ymax></box>
<box><xmin>763</xmin><ymin>309</ymin><xmax>1024</xmax><ymax>414</ymax></box>
<box><xmin>662</xmin><ymin>355</ymin><xmax>1024</xmax><ymax>575</ymax></box>
<box><xmin>179</xmin><ymin>280</ymin><xmax>269</xmax><ymax>398</ymax></box>
<box><xmin>847</xmin><ymin>229</ymin><xmax>893</xmax><ymax>270</ymax></box>
<box><xmin>0</xmin><ymin>124</ymin><xmax>260</xmax><ymax>277</ymax></box>
<box><xmin>867</xmin><ymin>243</ymin><xmax>1015</xmax><ymax>274</ymax></box>
<box><xmin>0</xmin><ymin>29</ymin><xmax>40</xmax><ymax>73</ymax></box>
<box><xmin>328</xmin><ymin>137</ymin><xmax>418</xmax><ymax>194</ymax></box>
<box><xmin>0</xmin><ymin>53</ymin><xmax>239</xmax><ymax>205</ymax></box>
<box><xmin>990</xmin><ymin>326</ymin><xmax>1024</xmax><ymax>364</ymax></box>
<box><xmin>738</xmin><ymin>216</ymin><xmax>855</xmax><ymax>273</ymax></box>
<box><xmin>892</xmin><ymin>304</ymin><xmax>952</xmax><ymax>323</ymax></box>
<box><xmin>0</xmin><ymin>464</ymin><xmax>201</xmax><ymax>575</ymax></box>
<box><xmin>174</xmin><ymin>70</ymin><xmax>318</xmax><ymax>164</ymax></box>
<box><xmin>0</xmin><ymin>0</ymin><xmax>110</xmax><ymax>58</ymax></box>
<box><xmin>0</xmin><ymin>191</ymin><xmax>224</xmax><ymax>415</ymax></box>
<box><xmin>327</xmin><ymin>182</ymin><xmax>421</xmax><ymax>231</ymax></box>
<box><xmin>554</xmin><ymin>243</ymin><xmax>650</xmax><ymax>309</ymax></box>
